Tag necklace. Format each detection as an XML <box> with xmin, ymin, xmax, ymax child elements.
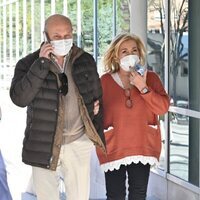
<box><xmin>117</xmin><ymin>72</ymin><xmax>133</xmax><ymax>108</ymax></box>
<box><xmin>117</xmin><ymin>72</ymin><xmax>132</xmax><ymax>89</ymax></box>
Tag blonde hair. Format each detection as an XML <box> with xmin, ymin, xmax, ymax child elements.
<box><xmin>103</xmin><ymin>33</ymin><xmax>146</xmax><ymax>73</ymax></box>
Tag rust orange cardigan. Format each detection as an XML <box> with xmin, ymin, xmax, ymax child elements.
<box><xmin>96</xmin><ymin>71</ymin><xmax>170</xmax><ymax>165</ymax></box>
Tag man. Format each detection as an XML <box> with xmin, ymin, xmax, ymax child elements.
<box><xmin>10</xmin><ymin>14</ymin><xmax>106</xmax><ymax>200</ymax></box>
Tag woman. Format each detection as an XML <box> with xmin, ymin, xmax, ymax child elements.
<box><xmin>96</xmin><ymin>33</ymin><xmax>170</xmax><ymax>200</ymax></box>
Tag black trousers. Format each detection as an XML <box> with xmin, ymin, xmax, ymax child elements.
<box><xmin>105</xmin><ymin>162</ymin><xmax>150</xmax><ymax>200</ymax></box>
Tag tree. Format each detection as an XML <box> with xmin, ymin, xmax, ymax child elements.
<box><xmin>147</xmin><ymin>0</ymin><xmax>188</xmax><ymax>103</ymax></box>
<box><xmin>170</xmin><ymin>0</ymin><xmax>188</xmax><ymax>103</ymax></box>
<box><xmin>147</xmin><ymin>0</ymin><xmax>165</xmax><ymax>82</ymax></box>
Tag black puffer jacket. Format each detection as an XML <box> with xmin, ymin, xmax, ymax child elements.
<box><xmin>10</xmin><ymin>45</ymin><xmax>106</xmax><ymax>170</ymax></box>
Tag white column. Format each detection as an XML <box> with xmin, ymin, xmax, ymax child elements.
<box><xmin>3</xmin><ymin>0</ymin><xmax>7</xmax><ymax>89</ymax></box>
<box><xmin>3</xmin><ymin>0</ymin><xmax>6</xmax><ymax>67</ymax></box>
<box><xmin>41</xmin><ymin>0</ymin><xmax>45</xmax><ymax>42</ymax></box>
<box><xmin>51</xmin><ymin>0</ymin><xmax>55</xmax><ymax>15</ymax></box>
<box><xmin>130</xmin><ymin>0</ymin><xmax>147</xmax><ymax>48</ymax></box>
<box><xmin>31</xmin><ymin>0</ymin><xmax>35</xmax><ymax>52</ymax></box>
<box><xmin>16</xmin><ymin>0</ymin><xmax>19</xmax><ymax>60</ymax></box>
<box><xmin>63</xmin><ymin>0</ymin><xmax>68</xmax><ymax>16</ymax></box>
<box><xmin>77</xmin><ymin>0</ymin><xmax>81</xmax><ymax>47</ymax></box>
<box><xmin>9</xmin><ymin>3</ymin><xmax>13</xmax><ymax>66</ymax></box>
<box><xmin>0</xmin><ymin>5</ymin><xmax>1</xmax><ymax>64</ymax></box>
<box><xmin>23</xmin><ymin>0</ymin><xmax>27</xmax><ymax>56</ymax></box>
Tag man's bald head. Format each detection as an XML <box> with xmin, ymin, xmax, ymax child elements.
<box><xmin>44</xmin><ymin>14</ymin><xmax>72</xmax><ymax>33</ymax></box>
<box><xmin>43</xmin><ymin>14</ymin><xmax>73</xmax><ymax>41</ymax></box>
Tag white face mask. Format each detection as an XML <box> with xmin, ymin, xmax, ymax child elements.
<box><xmin>120</xmin><ymin>55</ymin><xmax>140</xmax><ymax>72</ymax></box>
<box><xmin>50</xmin><ymin>38</ymin><xmax>73</xmax><ymax>56</ymax></box>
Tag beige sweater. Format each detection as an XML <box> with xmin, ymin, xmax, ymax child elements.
<box><xmin>62</xmin><ymin>55</ymin><xmax>85</xmax><ymax>144</ymax></box>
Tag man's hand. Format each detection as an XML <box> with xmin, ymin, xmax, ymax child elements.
<box><xmin>39</xmin><ymin>43</ymin><xmax>54</xmax><ymax>59</ymax></box>
<box><xmin>93</xmin><ymin>100</ymin><xmax>100</xmax><ymax>115</ymax></box>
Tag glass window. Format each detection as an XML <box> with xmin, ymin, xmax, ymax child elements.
<box><xmin>169</xmin><ymin>112</ymin><xmax>189</xmax><ymax>181</ymax></box>
<box><xmin>169</xmin><ymin>0</ymin><xmax>188</xmax><ymax>107</ymax></box>
<box><xmin>81</xmin><ymin>0</ymin><xmax>94</xmax><ymax>54</ymax></box>
<box><xmin>169</xmin><ymin>0</ymin><xmax>200</xmax><ymax>187</ymax></box>
<box><xmin>147</xmin><ymin>1</ymin><xmax>165</xmax><ymax>82</ymax></box>
<box><xmin>169</xmin><ymin>0</ymin><xmax>189</xmax><ymax>180</ymax></box>
<box><xmin>147</xmin><ymin>0</ymin><xmax>166</xmax><ymax>170</ymax></box>
<box><xmin>116</xmin><ymin>0</ymin><xmax>130</xmax><ymax>34</ymax></box>
<box><xmin>97</xmin><ymin>0</ymin><xmax>130</xmax><ymax>75</ymax></box>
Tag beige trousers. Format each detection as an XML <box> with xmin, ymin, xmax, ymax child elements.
<box><xmin>32</xmin><ymin>134</ymin><xmax>93</xmax><ymax>200</ymax></box>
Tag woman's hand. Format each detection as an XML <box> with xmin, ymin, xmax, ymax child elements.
<box><xmin>129</xmin><ymin>70</ymin><xmax>148</xmax><ymax>92</ymax></box>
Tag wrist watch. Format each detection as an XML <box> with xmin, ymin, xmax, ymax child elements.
<box><xmin>140</xmin><ymin>87</ymin><xmax>149</xmax><ymax>94</ymax></box>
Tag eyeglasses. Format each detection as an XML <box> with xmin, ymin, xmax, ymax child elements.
<box><xmin>124</xmin><ymin>88</ymin><xmax>133</xmax><ymax>108</ymax></box>
<box><xmin>58</xmin><ymin>73</ymin><xmax>68</xmax><ymax>96</ymax></box>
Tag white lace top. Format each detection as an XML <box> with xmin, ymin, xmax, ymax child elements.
<box><xmin>101</xmin><ymin>73</ymin><xmax>159</xmax><ymax>172</ymax></box>
<box><xmin>101</xmin><ymin>155</ymin><xmax>159</xmax><ymax>172</ymax></box>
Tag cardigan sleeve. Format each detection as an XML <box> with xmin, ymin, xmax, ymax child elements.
<box><xmin>141</xmin><ymin>71</ymin><xmax>170</xmax><ymax>115</ymax></box>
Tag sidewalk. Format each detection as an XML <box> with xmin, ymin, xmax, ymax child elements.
<box><xmin>22</xmin><ymin>193</ymin><xmax>160</xmax><ymax>200</ymax></box>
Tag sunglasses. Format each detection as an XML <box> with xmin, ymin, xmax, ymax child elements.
<box><xmin>58</xmin><ymin>73</ymin><xmax>68</xmax><ymax>96</ymax></box>
<box><xmin>124</xmin><ymin>88</ymin><xmax>133</xmax><ymax>108</ymax></box>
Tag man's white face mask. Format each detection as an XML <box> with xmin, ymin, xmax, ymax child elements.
<box><xmin>50</xmin><ymin>38</ymin><xmax>73</xmax><ymax>56</ymax></box>
<box><xmin>120</xmin><ymin>54</ymin><xmax>140</xmax><ymax>72</ymax></box>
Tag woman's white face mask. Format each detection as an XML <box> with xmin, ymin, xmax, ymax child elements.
<box><xmin>120</xmin><ymin>54</ymin><xmax>140</xmax><ymax>72</ymax></box>
<box><xmin>50</xmin><ymin>38</ymin><xmax>73</xmax><ymax>56</ymax></box>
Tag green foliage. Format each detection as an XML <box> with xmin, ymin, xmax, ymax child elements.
<box><xmin>98</xmin><ymin>5</ymin><xmax>113</xmax><ymax>55</ymax></box>
<box><xmin>0</xmin><ymin>0</ymin><xmax>130</xmax><ymax>61</ymax></box>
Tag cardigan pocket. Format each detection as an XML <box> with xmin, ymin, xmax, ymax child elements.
<box><xmin>146</xmin><ymin>124</ymin><xmax>162</xmax><ymax>157</ymax></box>
<box><xmin>95</xmin><ymin>127</ymin><xmax>115</xmax><ymax>164</ymax></box>
<box><xmin>104</xmin><ymin>127</ymin><xmax>117</xmax><ymax>154</ymax></box>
